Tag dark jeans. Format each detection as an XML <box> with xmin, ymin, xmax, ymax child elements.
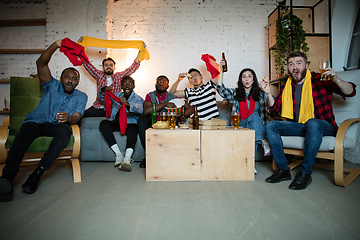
<box><xmin>137</xmin><ymin>115</ymin><xmax>151</xmax><ymax>150</ymax></box>
<box><xmin>266</xmin><ymin>118</ymin><xmax>336</xmax><ymax>175</ymax></box>
<box><xmin>83</xmin><ymin>106</ymin><xmax>106</xmax><ymax>118</ymax></box>
<box><xmin>99</xmin><ymin>120</ymin><xmax>139</xmax><ymax>150</ymax></box>
<box><xmin>2</xmin><ymin>122</ymin><xmax>72</xmax><ymax>178</ymax></box>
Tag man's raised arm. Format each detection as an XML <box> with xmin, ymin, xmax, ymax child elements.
<box><xmin>36</xmin><ymin>39</ymin><xmax>62</xmax><ymax>84</ymax></box>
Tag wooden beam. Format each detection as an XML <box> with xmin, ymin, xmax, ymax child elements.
<box><xmin>0</xmin><ymin>18</ymin><xmax>46</xmax><ymax>27</ymax></box>
<box><xmin>0</xmin><ymin>49</ymin><xmax>44</xmax><ymax>54</ymax></box>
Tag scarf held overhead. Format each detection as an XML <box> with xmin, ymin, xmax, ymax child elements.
<box><xmin>201</xmin><ymin>54</ymin><xmax>220</xmax><ymax>79</ymax></box>
<box><xmin>60</xmin><ymin>38</ymin><xmax>89</xmax><ymax>66</ymax></box>
<box><xmin>281</xmin><ymin>69</ymin><xmax>314</xmax><ymax>123</ymax></box>
<box><xmin>104</xmin><ymin>90</ymin><xmax>127</xmax><ymax>134</ymax></box>
<box><xmin>78</xmin><ymin>36</ymin><xmax>150</xmax><ymax>62</ymax></box>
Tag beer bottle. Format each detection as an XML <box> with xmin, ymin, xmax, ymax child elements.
<box><xmin>192</xmin><ymin>106</ymin><xmax>199</xmax><ymax>130</ymax></box>
<box><xmin>181</xmin><ymin>105</ymin><xmax>186</xmax><ymax>122</ymax></box>
<box><xmin>151</xmin><ymin>102</ymin><xmax>157</xmax><ymax>125</ymax></box>
<box><xmin>222</xmin><ymin>52</ymin><xmax>228</xmax><ymax>72</ymax></box>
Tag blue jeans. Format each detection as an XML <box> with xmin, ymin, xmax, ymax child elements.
<box><xmin>239</xmin><ymin>113</ymin><xmax>266</xmax><ymax>142</ymax></box>
<box><xmin>266</xmin><ymin>118</ymin><xmax>336</xmax><ymax>175</ymax></box>
<box><xmin>2</xmin><ymin>122</ymin><xmax>72</xmax><ymax>178</ymax></box>
<box><xmin>239</xmin><ymin>113</ymin><xmax>266</xmax><ymax>159</ymax></box>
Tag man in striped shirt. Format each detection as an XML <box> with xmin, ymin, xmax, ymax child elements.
<box><xmin>82</xmin><ymin>43</ymin><xmax>145</xmax><ymax>118</ymax></box>
<box><xmin>169</xmin><ymin>68</ymin><xmax>220</xmax><ymax>120</ymax></box>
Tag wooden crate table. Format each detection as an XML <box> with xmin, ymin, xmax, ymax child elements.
<box><xmin>145</xmin><ymin>127</ymin><xmax>254</xmax><ymax>181</ymax></box>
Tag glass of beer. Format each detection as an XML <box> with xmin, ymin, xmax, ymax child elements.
<box><xmin>160</xmin><ymin>112</ymin><xmax>168</xmax><ymax>122</ymax></box>
<box><xmin>168</xmin><ymin>112</ymin><xmax>177</xmax><ymax>130</ymax></box>
<box><xmin>231</xmin><ymin>112</ymin><xmax>240</xmax><ymax>129</ymax></box>
<box><xmin>319</xmin><ymin>60</ymin><xmax>331</xmax><ymax>81</ymax></box>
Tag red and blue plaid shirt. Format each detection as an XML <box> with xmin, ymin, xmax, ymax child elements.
<box><xmin>269</xmin><ymin>72</ymin><xmax>356</xmax><ymax>131</ymax></box>
<box><xmin>83</xmin><ymin>61</ymin><xmax>140</xmax><ymax>109</ymax></box>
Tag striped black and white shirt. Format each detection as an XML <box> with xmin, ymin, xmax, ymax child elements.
<box><xmin>185</xmin><ymin>80</ymin><xmax>220</xmax><ymax>120</ymax></box>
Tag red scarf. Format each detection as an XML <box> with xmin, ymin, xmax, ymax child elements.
<box><xmin>201</xmin><ymin>54</ymin><xmax>220</xmax><ymax>79</ymax></box>
<box><xmin>239</xmin><ymin>94</ymin><xmax>255</xmax><ymax>121</ymax></box>
<box><xmin>104</xmin><ymin>90</ymin><xmax>127</xmax><ymax>134</ymax></box>
<box><xmin>60</xmin><ymin>38</ymin><xmax>89</xmax><ymax>66</ymax></box>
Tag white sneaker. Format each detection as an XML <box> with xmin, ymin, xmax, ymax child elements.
<box><xmin>114</xmin><ymin>153</ymin><xmax>124</xmax><ymax>167</ymax></box>
<box><xmin>262</xmin><ymin>141</ymin><xmax>271</xmax><ymax>156</ymax></box>
<box><xmin>254</xmin><ymin>168</ymin><xmax>257</xmax><ymax>174</ymax></box>
<box><xmin>119</xmin><ymin>156</ymin><xmax>132</xmax><ymax>172</ymax></box>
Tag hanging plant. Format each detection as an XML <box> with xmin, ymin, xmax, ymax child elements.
<box><xmin>270</xmin><ymin>0</ymin><xmax>309</xmax><ymax>79</ymax></box>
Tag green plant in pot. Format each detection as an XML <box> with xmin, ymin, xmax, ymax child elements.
<box><xmin>272</xmin><ymin>0</ymin><xmax>309</xmax><ymax>80</ymax></box>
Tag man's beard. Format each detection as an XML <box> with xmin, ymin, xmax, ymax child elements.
<box><xmin>290</xmin><ymin>68</ymin><xmax>307</xmax><ymax>83</ymax></box>
<box><xmin>156</xmin><ymin>87</ymin><xmax>166</xmax><ymax>94</ymax></box>
<box><xmin>104</xmin><ymin>68</ymin><xmax>113</xmax><ymax>75</ymax></box>
<box><xmin>62</xmin><ymin>82</ymin><xmax>75</xmax><ymax>94</ymax></box>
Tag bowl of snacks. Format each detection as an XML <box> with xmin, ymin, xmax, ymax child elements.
<box><xmin>152</xmin><ymin>121</ymin><xmax>169</xmax><ymax>129</ymax></box>
<box><xmin>165</xmin><ymin>98</ymin><xmax>185</xmax><ymax>115</ymax></box>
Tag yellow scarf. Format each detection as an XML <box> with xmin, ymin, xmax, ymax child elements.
<box><xmin>77</xmin><ymin>36</ymin><xmax>150</xmax><ymax>61</ymax></box>
<box><xmin>281</xmin><ymin>69</ymin><xmax>314</xmax><ymax>123</ymax></box>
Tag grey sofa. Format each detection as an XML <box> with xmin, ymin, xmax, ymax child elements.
<box><xmin>80</xmin><ymin>101</ymin><xmax>267</xmax><ymax>162</ymax></box>
<box><xmin>80</xmin><ymin>117</ymin><xmax>145</xmax><ymax>162</ymax></box>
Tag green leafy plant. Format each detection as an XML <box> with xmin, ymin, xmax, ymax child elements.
<box><xmin>271</xmin><ymin>0</ymin><xmax>309</xmax><ymax>79</ymax></box>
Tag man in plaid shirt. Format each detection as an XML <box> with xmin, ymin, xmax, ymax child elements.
<box><xmin>82</xmin><ymin>42</ymin><xmax>145</xmax><ymax>117</ymax></box>
<box><xmin>264</xmin><ymin>51</ymin><xmax>356</xmax><ymax>190</ymax></box>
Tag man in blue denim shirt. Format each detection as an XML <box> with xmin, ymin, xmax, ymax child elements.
<box><xmin>0</xmin><ymin>39</ymin><xmax>88</xmax><ymax>202</ymax></box>
<box><xmin>98</xmin><ymin>76</ymin><xmax>144</xmax><ymax>172</ymax></box>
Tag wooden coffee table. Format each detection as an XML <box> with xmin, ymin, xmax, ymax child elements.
<box><xmin>146</xmin><ymin>127</ymin><xmax>255</xmax><ymax>181</ymax></box>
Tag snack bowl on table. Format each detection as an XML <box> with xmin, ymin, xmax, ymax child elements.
<box><xmin>178</xmin><ymin>122</ymin><xmax>189</xmax><ymax>129</ymax></box>
<box><xmin>152</xmin><ymin>121</ymin><xmax>169</xmax><ymax>129</ymax></box>
<box><xmin>165</xmin><ymin>98</ymin><xmax>185</xmax><ymax>115</ymax></box>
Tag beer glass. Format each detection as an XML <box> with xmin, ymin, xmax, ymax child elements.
<box><xmin>319</xmin><ymin>60</ymin><xmax>331</xmax><ymax>81</ymax></box>
<box><xmin>231</xmin><ymin>112</ymin><xmax>240</xmax><ymax>129</ymax></box>
<box><xmin>160</xmin><ymin>111</ymin><xmax>168</xmax><ymax>122</ymax></box>
<box><xmin>168</xmin><ymin>112</ymin><xmax>177</xmax><ymax>130</ymax></box>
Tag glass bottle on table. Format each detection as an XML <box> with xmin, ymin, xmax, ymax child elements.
<box><xmin>192</xmin><ymin>106</ymin><xmax>199</xmax><ymax>130</ymax></box>
<box><xmin>151</xmin><ymin>102</ymin><xmax>157</xmax><ymax>125</ymax></box>
<box><xmin>181</xmin><ymin>105</ymin><xmax>186</xmax><ymax>123</ymax></box>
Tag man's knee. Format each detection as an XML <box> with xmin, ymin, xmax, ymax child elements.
<box><xmin>99</xmin><ymin>120</ymin><xmax>110</xmax><ymax>132</ymax></box>
<box><xmin>304</xmin><ymin>119</ymin><xmax>322</xmax><ymax>132</ymax></box>
<box><xmin>266</xmin><ymin>120</ymin><xmax>277</xmax><ymax>134</ymax></box>
<box><xmin>56</xmin><ymin>124</ymin><xmax>72</xmax><ymax>138</ymax></box>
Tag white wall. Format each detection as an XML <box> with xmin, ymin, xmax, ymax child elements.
<box><xmin>331</xmin><ymin>0</ymin><xmax>359</xmax><ymax>71</ymax></box>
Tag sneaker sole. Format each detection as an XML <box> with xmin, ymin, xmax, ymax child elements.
<box><xmin>119</xmin><ymin>162</ymin><xmax>132</xmax><ymax>172</ymax></box>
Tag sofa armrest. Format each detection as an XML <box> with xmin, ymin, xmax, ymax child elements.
<box><xmin>71</xmin><ymin>124</ymin><xmax>81</xmax><ymax>158</ymax></box>
<box><xmin>334</xmin><ymin>118</ymin><xmax>360</xmax><ymax>187</ymax></box>
<box><xmin>0</xmin><ymin>117</ymin><xmax>9</xmax><ymax>163</ymax></box>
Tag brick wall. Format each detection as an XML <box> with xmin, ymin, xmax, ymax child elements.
<box><xmin>110</xmin><ymin>0</ymin><xmax>275</xmax><ymax>98</ymax></box>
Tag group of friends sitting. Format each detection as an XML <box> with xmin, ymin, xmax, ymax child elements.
<box><xmin>0</xmin><ymin>38</ymin><xmax>356</xmax><ymax>202</ymax></box>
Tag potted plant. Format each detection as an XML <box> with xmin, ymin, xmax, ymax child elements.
<box><xmin>271</xmin><ymin>0</ymin><xmax>309</xmax><ymax>79</ymax></box>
